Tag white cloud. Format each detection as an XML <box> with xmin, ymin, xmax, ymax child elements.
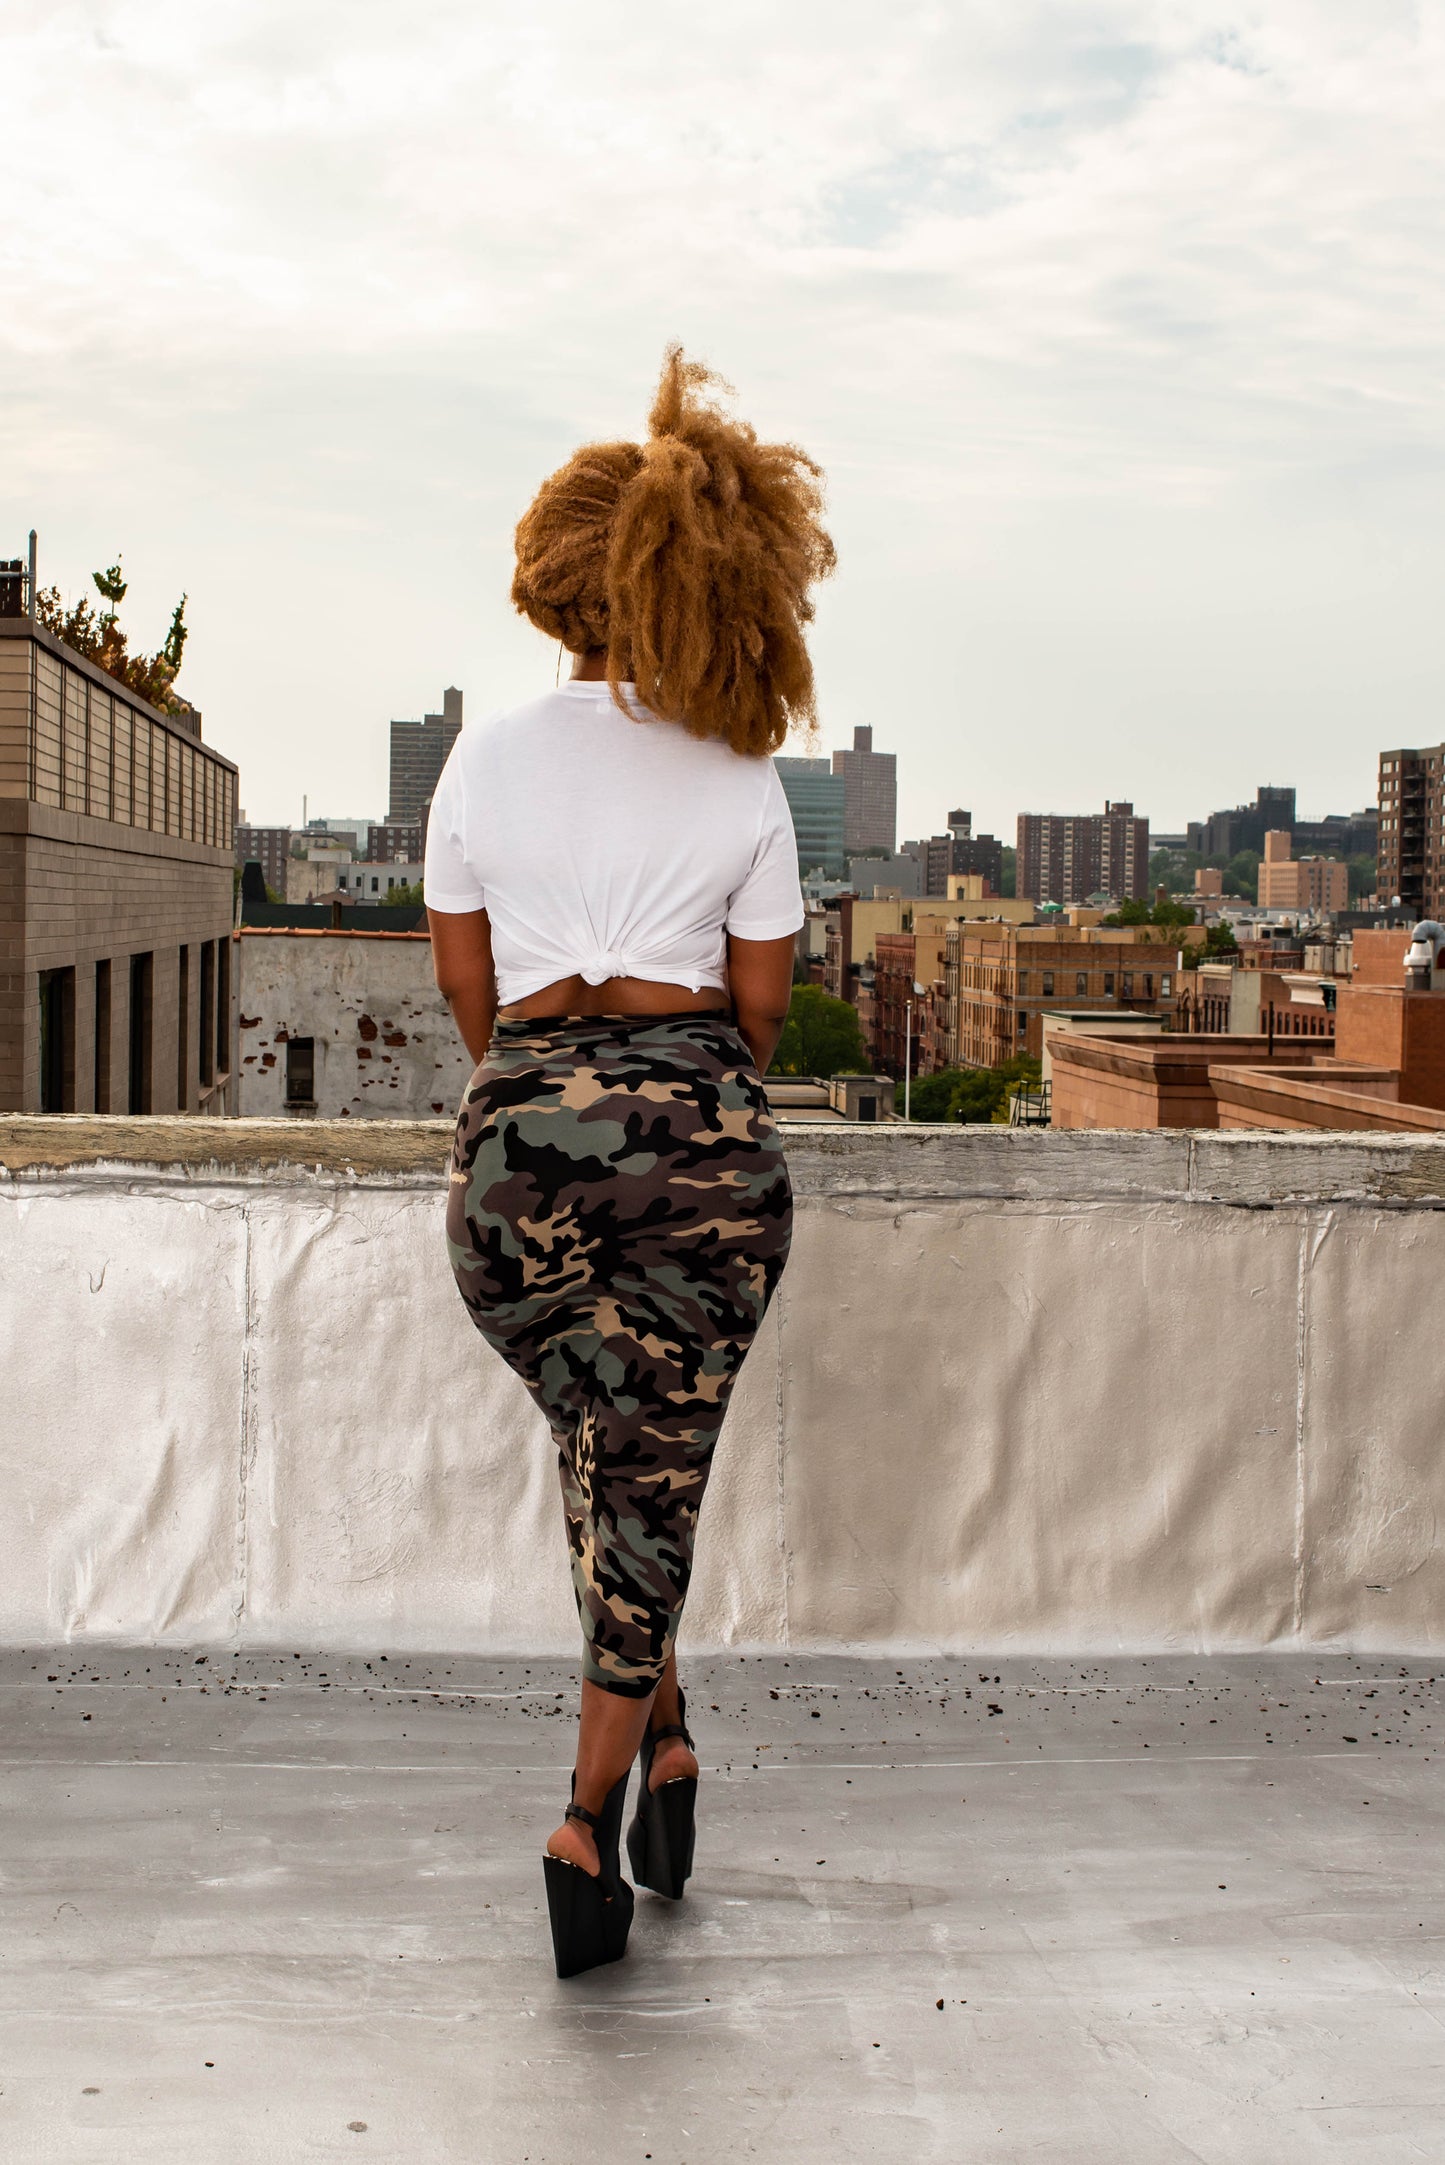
<box><xmin>2</xmin><ymin>0</ymin><xmax>1442</xmax><ymax>833</ymax></box>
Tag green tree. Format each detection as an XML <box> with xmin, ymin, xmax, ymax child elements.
<box><xmin>382</xmin><ymin>880</ymin><xmax>425</xmax><ymax>907</ymax></box>
<box><xmin>769</xmin><ymin>985</ymin><xmax>868</xmax><ymax>1078</ymax></box>
<box><xmin>904</xmin><ymin>1055</ymin><xmax>1041</xmax><ymax>1124</ymax></box>
<box><xmin>92</xmin><ymin>559</ymin><xmax>127</xmax><ymax>627</ymax></box>
<box><xmin>1102</xmin><ymin>895</ymin><xmax>1194</xmax><ymax>930</ymax></box>
<box><xmin>1347</xmin><ymin>853</ymin><xmax>1376</xmax><ymax>902</ymax></box>
<box><xmin>36</xmin><ymin>559</ymin><xmax>193</xmax><ymax>716</ymax></box>
<box><xmin>907</xmin><ymin>1069</ymin><xmax>958</xmax><ymax>1121</ymax></box>
<box><xmin>999</xmin><ymin>845</ymin><xmax>1017</xmax><ymax>899</ymax></box>
<box><xmin>1192</xmin><ymin>922</ymin><xmax>1240</xmax><ymax>962</ymax></box>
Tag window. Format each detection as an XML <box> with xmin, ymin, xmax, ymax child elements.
<box><xmin>371</xmin><ymin>876</ymin><xmax>380</xmax><ymax>894</ymax></box>
<box><xmin>1162</xmin><ymin>973</ymin><xmax>1172</xmax><ymax>996</ymax></box>
<box><xmin>216</xmin><ymin>936</ymin><xmax>230</xmax><ymax>1080</ymax></box>
<box><xmin>286</xmin><ymin>1037</ymin><xmax>316</xmax><ymax>1105</ymax></box>
<box><xmin>1104</xmin><ymin>972</ymin><xmax>1115</xmax><ymax>995</ymax></box>
<box><xmin>1017</xmin><ymin>970</ymin><xmax>1028</xmax><ymax>993</ymax></box>
<box><xmin>38</xmin><ymin>968</ymin><xmax>75</xmax><ymax>1112</ymax></box>
<box><xmin>1143</xmin><ymin>973</ymin><xmax>1154</xmax><ymax>999</ymax></box>
<box><xmin>128</xmin><ymin>952</ymin><xmax>153</xmax><ymax>1113</ymax></box>
<box><xmin>1121</xmin><ymin>972</ymin><xmax>1134</xmax><ymax>998</ymax></box>
<box><xmin>1076</xmin><ymin>972</ymin><xmax>1088</xmax><ymax>996</ymax></box>
<box><xmin>1041</xmin><ymin>971</ymin><xmax>1054</xmax><ymax>996</ymax></box>
<box><xmin>177</xmin><ymin>944</ymin><xmax>190</xmax><ymax>1111</ymax></box>
<box><xmin>1016</xmin><ymin>1011</ymin><xmax>1027</xmax><ymax>1033</ymax></box>
<box><xmin>199</xmin><ymin>940</ymin><xmax>215</xmax><ymax>1087</ymax></box>
<box><xmin>94</xmin><ymin>959</ymin><xmax>111</xmax><ymax>1112</ymax></box>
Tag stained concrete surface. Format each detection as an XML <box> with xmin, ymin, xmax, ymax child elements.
<box><xmin>1</xmin><ymin>1650</ymin><xmax>1441</xmax><ymax>2164</ymax></box>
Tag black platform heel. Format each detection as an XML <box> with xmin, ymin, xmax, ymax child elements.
<box><xmin>542</xmin><ymin>1771</ymin><xmax>634</xmax><ymax>1979</ymax></box>
<box><xmin>627</xmin><ymin>1690</ymin><xmax>698</xmax><ymax>1899</ymax></box>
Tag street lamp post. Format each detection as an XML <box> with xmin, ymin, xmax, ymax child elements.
<box><xmin>904</xmin><ymin>998</ymin><xmax>912</xmax><ymax>1121</ymax></box>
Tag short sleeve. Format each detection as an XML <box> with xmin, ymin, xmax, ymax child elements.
<box><xmin>422</xmin><ymin>741</ymin><xmax>486</xmax><ymax>912</ymax></box>
<box><xmin>725</xmin><ymin>762</ymin><xmax>804</xmax><ymax>938</ymax></box>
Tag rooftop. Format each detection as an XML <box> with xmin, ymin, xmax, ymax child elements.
<box><xmin>3</xmin><ymin>1118</ymin><xmax>1443</xmax><ymax>2158</ymax></box>
<box><xmin>5</xmin><ymin>1645</ymin><xmax>1440</xmax><ymax>2162</ymax></box>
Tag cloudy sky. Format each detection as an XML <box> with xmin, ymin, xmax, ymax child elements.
<box><xmin>3</xmin><ymin>2</ymin><xmax>1441</xmax><ymax>841</ymax></box>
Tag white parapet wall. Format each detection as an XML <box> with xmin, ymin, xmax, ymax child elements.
<box><xmin>2</xmin><ymin>1118</ymin><xmax>1443</xmax><ymax>1655</ymax></box>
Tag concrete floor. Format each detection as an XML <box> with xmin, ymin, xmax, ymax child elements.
<box><xmin>0</xmin><ymin>1651</ymin><xmax>1441</xmax><ymax>2164</ymax></box>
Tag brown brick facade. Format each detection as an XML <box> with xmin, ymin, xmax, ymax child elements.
<box><xmin>0</xmin><ymin>621</ymin><xmax>238</xmax><ymax>1114</ymax></box>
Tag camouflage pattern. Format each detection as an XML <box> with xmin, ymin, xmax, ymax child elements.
<box><xmin>447</xmin><ymin>1011</ymin><xmax>793</xmax><ymax>1697</ymax></box>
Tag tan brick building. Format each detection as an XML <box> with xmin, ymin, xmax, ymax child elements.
<box><xmin>943</xmin><ymin>922</ymin><xmax>1185</xmax><ymax>1065</ymax></box>
<box><xmin>1256</xmin><ymin>829</ymin><xmax>1349</xmax><ymax>913</ymax></box>
<box><xmin>0</xmin><ymin>616</ymin><xmax>238</xmax><ymax>1113</ymax></box>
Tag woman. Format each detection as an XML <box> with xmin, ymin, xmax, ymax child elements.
<box><xmin>425</xmin><ymin>347</ymin><xmax>833</xmax><ymax>1978</ymax></box>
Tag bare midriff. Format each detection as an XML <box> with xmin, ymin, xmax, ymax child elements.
<box><xmin>498</xmin><ymin>975</ymin><xmax>728</xmax><ymax>1020</ymax></box>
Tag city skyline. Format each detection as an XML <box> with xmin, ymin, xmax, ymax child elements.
<box><xmin>4</xmin><ymin>6</ymin><xmax>1440</xmax><ymax>840</ymax></box>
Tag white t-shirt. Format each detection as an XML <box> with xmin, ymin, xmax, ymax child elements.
<box><xmin>423</xmin><ymin>680</ymin><xmax>804</xmax><ymax>1006</ymax></box>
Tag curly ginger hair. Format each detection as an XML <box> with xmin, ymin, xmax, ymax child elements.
<box><xmin>511</xmin><ymin>348</ymin><xmax>835</xmax><ymax>757</ymax></box>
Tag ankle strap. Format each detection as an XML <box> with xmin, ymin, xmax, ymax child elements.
<box><xmin>649</xmin><ymin>1722</ymin><xmax>693</xmax><ymax>1749</ymax></box>
<box><xmin>564</xmin><ymin>1800</ymin><xmax>603</xmax><ymax>1832</ymax></box>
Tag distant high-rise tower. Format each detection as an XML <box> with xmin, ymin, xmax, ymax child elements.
<box><xmin>387</xmin><ymin>687</ymin><xmax>463</xmax><ymax>825</ymax></box>
<box><xmin>775</xmin><ymin>757</ymin><xmax>846</xmax><ymax>879</ymax></box>
<box><xmin>832</xmin><ymin>725</ymin><xmax>896</xmax><ymax>855</ymax></box>
<box><xmin>1017</xmin><ymin>800</ymin><xmax>1149</xmax><ymax>905</ymax></box>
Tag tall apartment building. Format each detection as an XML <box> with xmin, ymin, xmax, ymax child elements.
<box><xmin>235</xmin><ymin>822</ymin><xmax>291</xmax><ymax>893</ymax></box>
<box><xmin>831</xmin><ymin>725</ymin><xmax>896</xmax><ymax>854</ymax></box>
<box><xmin>1257</xmin><ymin>829</ymin><xmax>1349</xmax><ymax>914</ymax></box>
<box><xmin>1017</xmin><ymin>800</ymin><xmax>1149</xmax><ymax>906</ymax></box>
<box><xmin>387</xmin><ymin>686</ymin><xmax>462</xmax><ymax>825</ymax></box>
<box><xmin>1377</xmin><ymin>746</ymin><xmax>1445</xmax><ymax>920</ymax></box>
<box><xmin>943</xmin><ymin>921</ymin><xmax>1181</xmax><ymax>1065</ymax></box>
<box><xmin>775</xmin><ymin>756</ymin><xmax>846</xmax><ymax>879</ymax></box>
<box><xmin>1</xmin><ymin>607</ymin><xmax>238</xmax><ymax>1113</ymax></box>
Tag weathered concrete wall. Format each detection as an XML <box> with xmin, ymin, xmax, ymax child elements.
<box><xmin>236</xmin><ymin>929</ymin><xmax>471</xmax><ymax>1120</ymax></box>
<box><xmin>2</xmin><ymin>1118</ymin><xmax>1444</xmax><ymax>1655</ymax></box>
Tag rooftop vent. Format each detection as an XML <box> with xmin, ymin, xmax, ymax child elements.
<box><xmin>1403</xmin><ymin>921</ymin><xmax>1445</xmax><ymax>992</ymax></box>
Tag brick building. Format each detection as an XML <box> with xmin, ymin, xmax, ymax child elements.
<box><xmin>825</xmin><ymin>892</ymin><xmax>1036</xmax><ymax>1055</ymax></box>
<box><xmin>874</xmin><ymin>917</ymin><xmax>953</xmax><ymax>1079</ymax></box>
<box><xmin>235</xmin><ymin>822</ymin><xmax>291</xmax><ymax>894</ymax></box>
<box><xmin>919</xmin><ymin>811</ymin><xmax>1004</xmax><ymax>899</ymax></box>
<box><xmin>831</xmin><ymin>725</ymin><xmax>896</xmax><ymax>855</ymax></box>
<box><xmin>943</xmin><ymin>922</ymin><xmax>1182</xmax><ymax>1065</ymax></box>
<box><xmin>1377</xmin><ymin>745</ymin><xmax>1444</xmax><ymax>919</ymax></box>
<box><xmin>1017</xmin><ymin>801</ymin><xmax>1149</xmax><ymax>906</ymax></box>
<box><xmin>1256</xmin><ymin>829</ymin><xmax>1350</xmax><ymax>913</ymax></box>
<box><xmin>387</xmin><ymin>687</ymin><xmax>462</xmax><ymax>825</ymax></box>
<box><xmin>1</xmin><ymin>613</ymin><xmax>238</xmax><ymax>1113</ymax></box>
<box><xmin>367</xmin><ymin>821</ymin><xmax>424</xmax><ymax>864</ymax></box>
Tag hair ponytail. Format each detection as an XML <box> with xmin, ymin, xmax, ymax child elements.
<box><xmin>511</xmin><ymin>347</ymin><xmax>834</xmax><ymax>756</ymax></box>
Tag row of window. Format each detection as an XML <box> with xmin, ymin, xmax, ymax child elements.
<box><xmin>28</xmin><ymin>649</ymin><xmax>237</xmax><ymax>847</ymax></box>
<box><xmin>37</xmin><ymin>940</ymin><xmax>230</xmax><ymax>1113</ymax></box>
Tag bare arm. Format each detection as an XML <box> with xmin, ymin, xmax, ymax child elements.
<box><xmin>429</xmin><ymin>907</ymin><xmax>497</xmax><ymax>1066</ymax></box>
<box><xmin>727</xmin><ymin>932</ymin><xmax>796</xmax><ymax>1078</ymax></box>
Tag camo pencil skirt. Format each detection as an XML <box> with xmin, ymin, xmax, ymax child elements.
<box><xmin>446</xmin><ymin>1011</ymin><xmax>793</xmax><ymax>1697</ymax></box>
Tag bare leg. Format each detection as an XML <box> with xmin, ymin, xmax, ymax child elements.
<box><xmin>645</xmin><ymin>1644</ymin><xmax>700</xmax><ymax>1794</ymax></box>
<box><xmin>546</xmin><ymin>1680</ymin><xmax>654</xmax><ymax>1875</ymax></box>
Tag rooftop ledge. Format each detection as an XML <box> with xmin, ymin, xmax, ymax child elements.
<box><xmin>5</xmin><ymin>1111</ymin><xmax>1444</xmax><ymax>1664</ymax></box>
<box><xmin>4</xmin><ymin>1112</ymin><xmax>1445</xmax><ymax>1205</ymax></box>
